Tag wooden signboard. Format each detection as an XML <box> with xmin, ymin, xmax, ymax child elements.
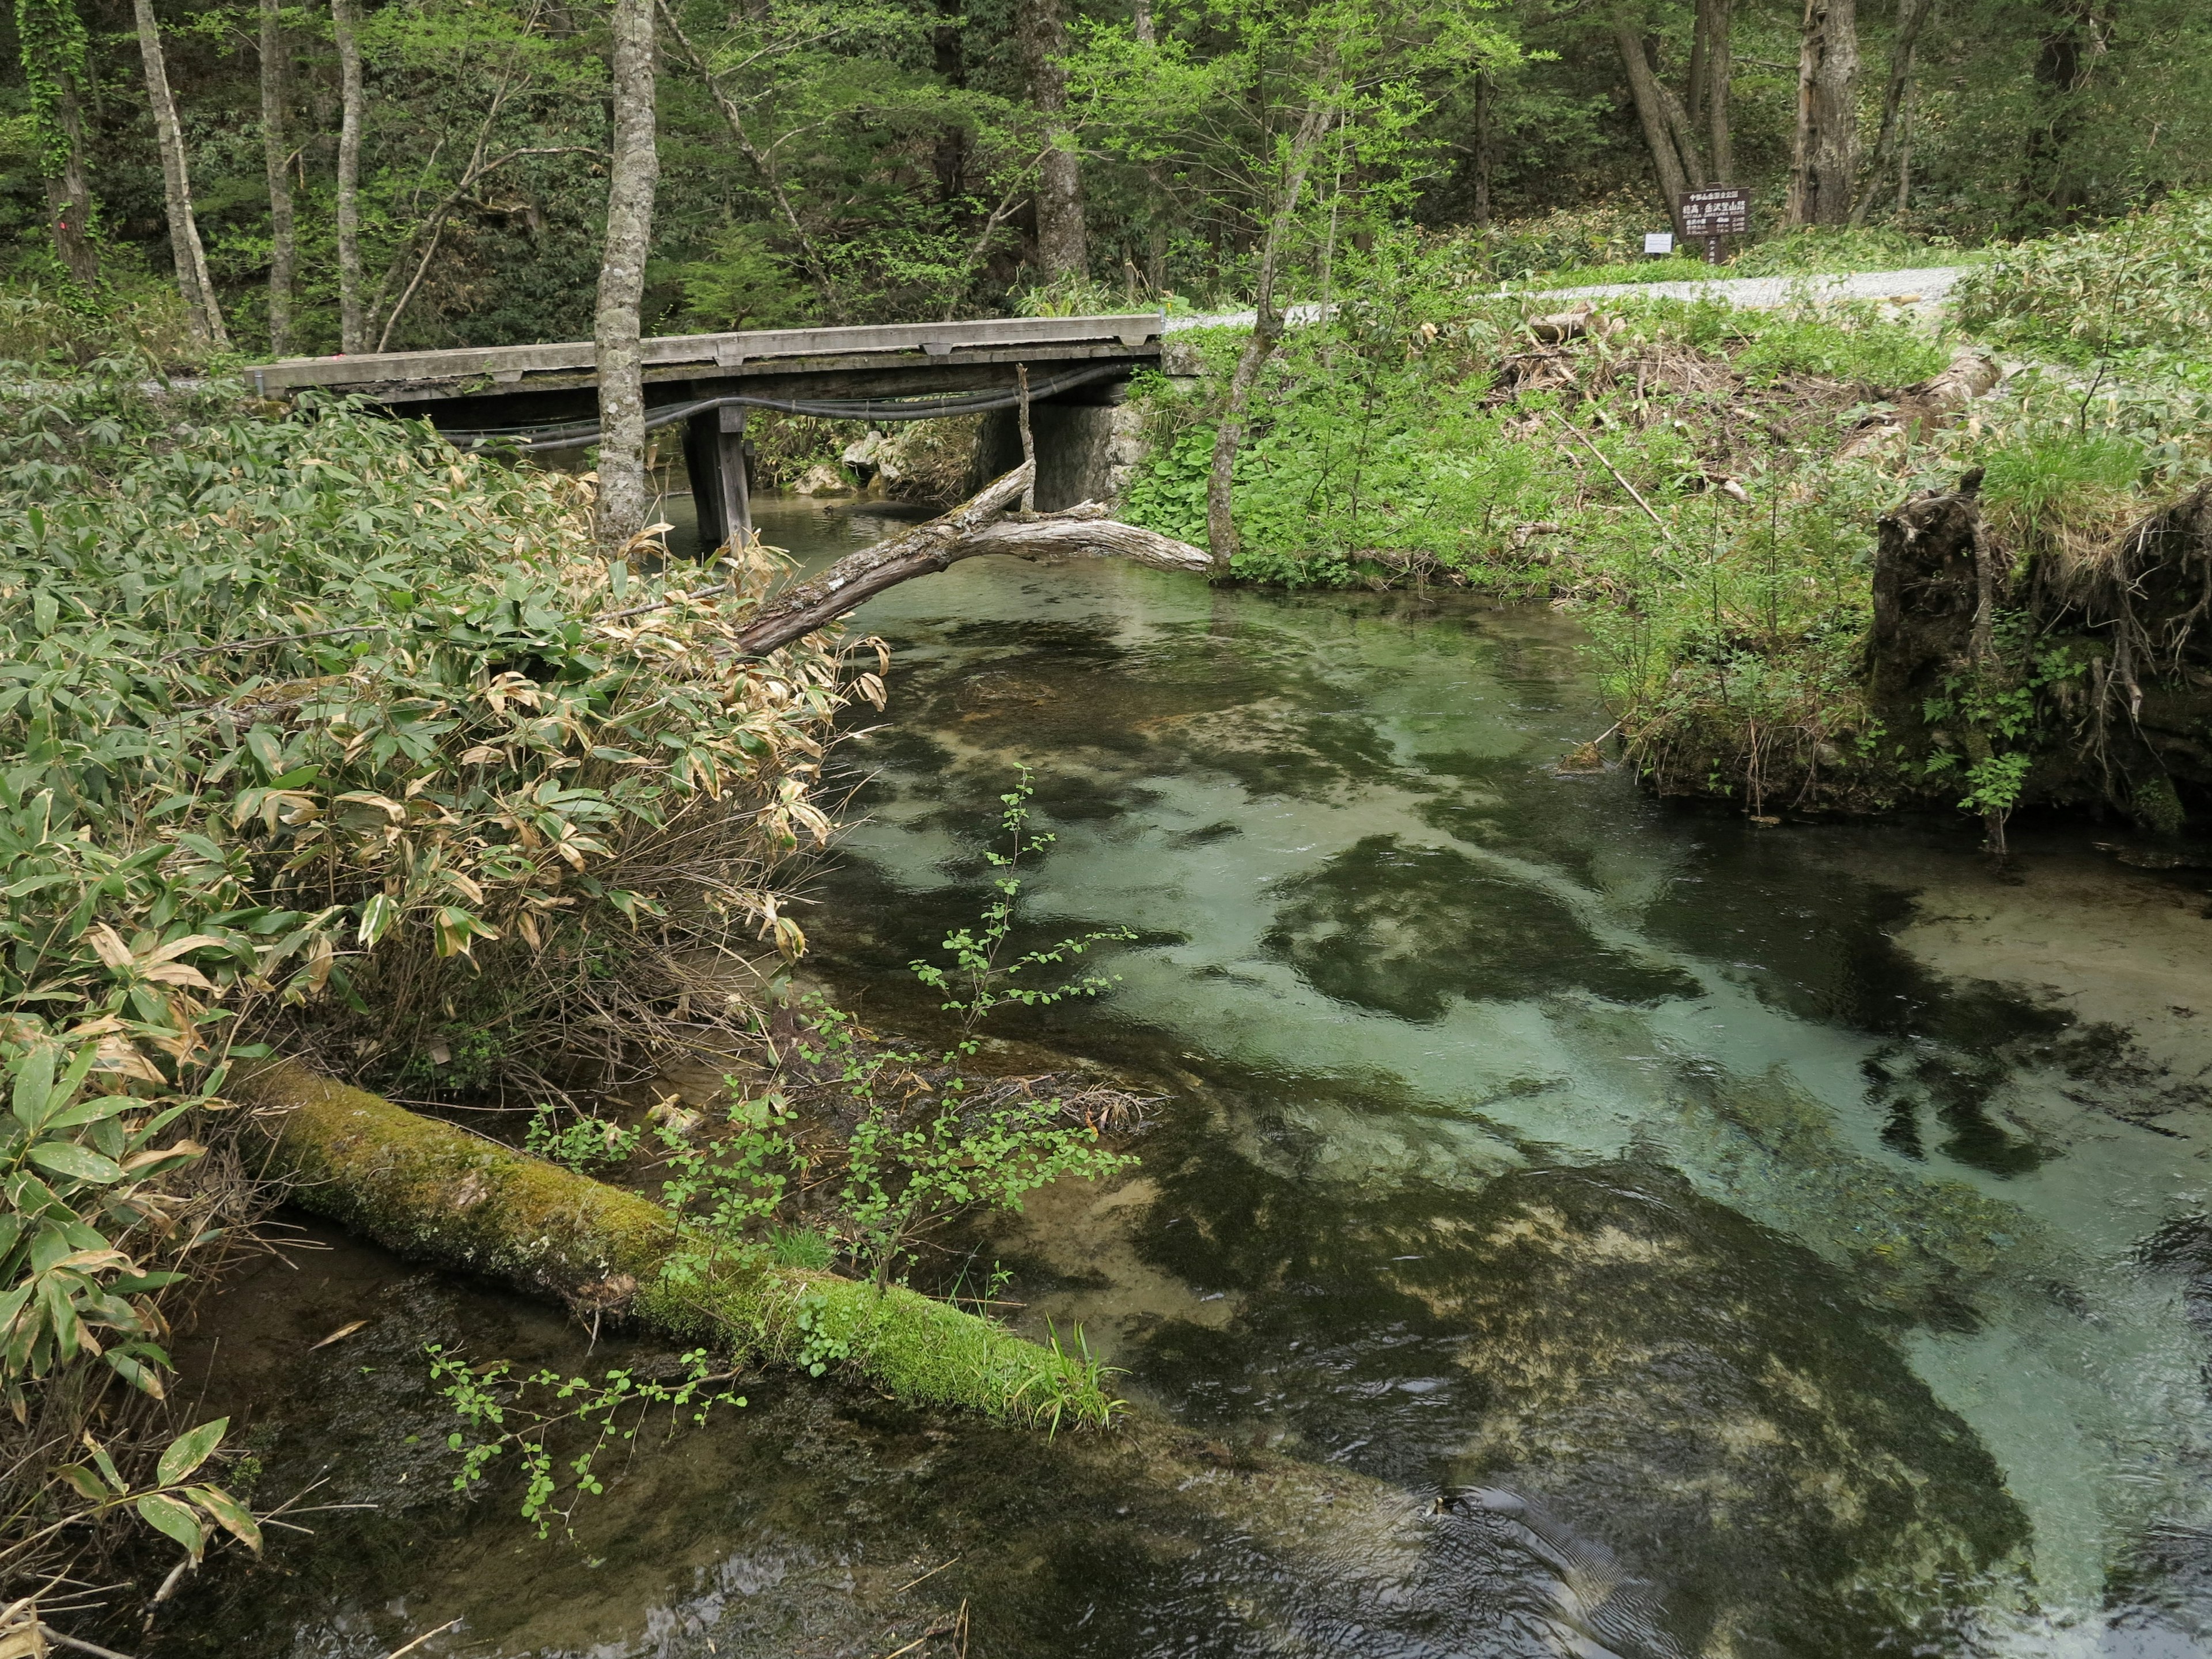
<box><xmin>1679</xmin><ymin>187</ymin><xmax>1751</xmax><ymax>263</ymax></box>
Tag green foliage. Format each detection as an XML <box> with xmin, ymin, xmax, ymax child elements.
<box><xmin>766</xmin><ymin>1224</ymin><xmax>834</xmax><ymax>1269</ymax></box>
<box><xmin>429</xmin><ymin>1344</ymin><xmax>745</xmax><ymax>1539</ymax></box>
<box><xmin>0</xmin><ymin>1037</ymin><xmax>204</xmax><ymax>1416</ymax></box>
<box><xmin>790</xmin><ymin>1287</ymin><xmax>850</xmax><ymax>1376</ymax></box>
<box><xmin>0</xmin><ymin>280</ymin><xmax>206</xmax><ymax>372</ymax></box>
<box><xmin>0</xmin><ymin>361</ymin><xmax>853</xmax><ymax>1093</ymax></box>
<box><xmin>1014</xmin><ymin>1321</ymin><xmax>1121</xmax><ymax>1438</ymax></box>
<box><xmin>908</xmin><ymin>767</ymin><xmax>1132</xmax><ymax>1036</ymax></box>
<box><xmin>666</xmin><ymin>223</ymin><xmax>816</xmax><ymax>334</ymax></box>
<box><xmin>0</xmin><ymin>351</ymin><xmax>860</xmax><ymax>1575</ymax></box>
<box><xmin>523</xmin><ymin>1104</ymin><xmax>639</xmax><ymax>1173</ymax></box>
<box><xmin>1726</xmin><ymin>227</ymin><xmax>1946</xmax><ymax>277</ymax></box>
<box><xmin>48</xmin><ymin>1415</ymin><xmax>262</xmax><ymax>1567</ymax></box>
<box><xmin>10</xmin><ymin>0</ymin><xmax>88</xmax><ymax>183</ymax></box>
<box><xmin>653</xmin><ymin>1089</ymin><xmax>805</xmax><ymax>1282</ymax></box>
<box><xmin>1956</xmin><ymin>195</ymin><xmax>2212</xmax><ymax>362</ymax></box>
<box><xmin>1729</xmin><ymin>305</ymin><xmax>1948</xmax><ymax>386</ymax></box>
<box><xmin>1444</xmin><ymin>197</ymin><xmax>1659</xmax><ymax>283</ymax></box>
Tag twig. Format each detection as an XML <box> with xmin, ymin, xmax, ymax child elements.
<box><xmin>894</xmin><ymin>1554</ymin><xmax>961</xmax><ymax>1593</ymax></box>
<box><xmin>379</xmin><ymin>1618</ymin><xmax>460</xmax><ymax>1659</ymax></box>
<box><xmin>1017</xmin><ymin>366</ymin><xmax>1035</xmax><ymax>515</ymax></box>
<box><xmin>1542</xmin><ymin>408</ymin><xmax>1666</xmax><ymax>532</ymax></box>
<box><xmin>1539</xmin><ymin>410</ymin><xmax>1690</xmax><ymax>581</ymax></box>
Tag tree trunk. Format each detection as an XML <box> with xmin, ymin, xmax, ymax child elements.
<box><xmin>1614</xmin><ymin>19</ymin><xmax>1694</xmax><ymax>238</ymax></box>
<box><xmin>2022</xmin><ymin>0</ymin><xmax>2099</xmax><ymax>219</ymax></box>
<box><xmin>1205</xmin><ymin>104</ymin><xmax>1329</xmax><ymax>575</ymax></box>
<box><xmin>44</xmin><ymin>78</ymin><xmax>100</xmax><ymax>287</ymax></box>
<box><xmin>1651</xmin><ymin>40</ymin><xmax>1711</xmax><ymax>185</ymax></box>
<box><xmin>1688</xmin><ymin>0</ymin><xmax>1711</xmax><ymax>118</ymax></box>
<box><xmin>228</xmin><ymin>1059</ymin><xmax>1114</xmax><ymax>1422</ymax></box>
<box><xmin>1018</xmin><ymin>0</ymin><xmax>1086</xmax><ymax>282</ymax></box>
<box><xmin>1471</xmin><ymin>70</ymin><xmax>1495</xmax><ymax>227</ymax></box>
<box><xmin>1705</xmin><ymin>0</ymin><xmax>1734</xmax><ymax>183</ymax></box>
<box><xmin>1132</xmin><ymin>0</ymin><xmax>1168</xmax><ymax>288</ymax></box>
<box><xmin>334</xmin><ymin>0</ymin><xmax>365</xmax><ymax>354</ymax></box>
<box><xmin>260</xmin><ymin>0</ymin><xmax>296</xmax><ymax>357</ymax></box>
<box><xmin>1849</xmin><ymin>0</ymin><xmax>1934</xmax><ymax>227</ymax></box>
<box><xmin>132</xmin><ymin>0</ymin><xmax>229</xmax><ymax>349</ymax></box>
<box><xmin>1787</xmin><ymin>0</ymin><xmax>1860</xmax><ymax>228</ymax></box>
<box><xmin>593</xmin><ymin>0</ymin><xmax>660</xmax><ymax>554</ymax></box>
<box><xmin>732</xmin><ymin>463</ymin><xmax>1207</xmax><ymax>657</ymax></box>
<box><xmin>19</xmin><ymin>0</ymin><xmax>102</xmax><ymax>287</ymax></box>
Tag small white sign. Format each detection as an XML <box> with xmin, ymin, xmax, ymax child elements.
<box><xmin>1644</xmin><ymin>232</ymin><xmax>1676</xmax><ymax>256</ymax></box>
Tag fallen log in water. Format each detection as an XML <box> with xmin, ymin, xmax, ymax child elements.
<box><xmin>734</xmin><ymin>461</ymin><xmax>1210</xmax><ymax>657</ymax></box>
<box><xmin>229</xmin><ymin>1059</ymin><xmax>1118</xmax><ymax>1425</ymax></box>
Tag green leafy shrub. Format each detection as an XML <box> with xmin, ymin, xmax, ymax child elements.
<box><xmin>1727</xmin><ymin>226</ymin><xmax>1941</xmax><ymax>276</ymax></box>
<box><xmin>0</xmin><ymin>344</ymin><xmax>866</xmax><ymax>1592</ymax></box>
<box><xmin>0</xmin><ymin>363</ymin><xmax>861</xmax><ymax>1098</ymax></box>
<box><xmin>1956</xmin><ymin>194</ymin><xmax>2212</xmax><ymax>360</ymax></box>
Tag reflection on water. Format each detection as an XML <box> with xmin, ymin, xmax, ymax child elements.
<box><xmin>172</xmin><ymin>494</ymin><xmax>2212</xmax><ymax>1657</ymax></box>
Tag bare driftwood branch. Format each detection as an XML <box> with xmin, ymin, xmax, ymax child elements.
<box><xmin>1837</xmin><ymin>347</ymin><xmax>1999</xmax><ymax>460</ymax></box>
<box><xmin>733</xmin><ymin>461</ymin><xmax>1209</xmax><ymax>657</ymax></box>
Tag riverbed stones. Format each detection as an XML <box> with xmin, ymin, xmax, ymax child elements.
<box><xmin>1422</xmin><ymin>1162</ymin><xmax>2032</xmax><ymax>1656</ymax></box>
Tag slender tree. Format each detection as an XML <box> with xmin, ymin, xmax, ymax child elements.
<box><xmin>1786</xmin><ymin>0</ymin><xmax>1860</xmax><ymax>226</ymax></box>
<box><xmin>15</xmin><ymin>0</ymin><xmax>100</xmax><ymax>285</ymax></box>
<box><xmin>334</xmin><ymin>0</ymin><xmax>365</xmax><ymax>352</ymax></box>
<box><xmin>1203</xmin><ymin>102</ymin><xmax>1328</xmax><ymax>571</ymax></box>
<box><xmin>260</xmin><ymin>0</ymin><xmax>296</xmax><ymax>355</ymax></box>
<box><xmin>1850</xmin><ymin>0</ymin><xmax>1934</xmax><ymax>225</ymax></box>
<box><xmin>132</xmin><ymin>0</ymin><xmax>230</xmax><ymax>347</ymax></box>
<box><xmin>1652</xmin><ymin>40</ymin><xmax>1710</xmax><ymax>184</ymax></box>
<box><xmin>1132</xmin><ymin>0</ymin><xmax>1169</xmax><ymax>286</ymax></box>
<box><xmin>1703</xmin><ymin>0</ymin><xmax>1734</xmax><ymax>184</ymax></box>
<box><xmin>1019</xmin><ymin>0</ymin><xmax>1087</xmax><ymax>282</ymax></box>
<box><xmin>594</xmin><ymin>0</ymin><xmax>660</xmax><ymax>552</ymax></box>
<box><xmin>1615</xmin><ymin>14</ymin><xmax>1694</xmax><ymax>236</ymax></box>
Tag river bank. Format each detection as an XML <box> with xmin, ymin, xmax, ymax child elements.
<box><xmin>139</xmin><ymin>498</ymin><xmax>2212</xmax><ymax>1657</ymax></box>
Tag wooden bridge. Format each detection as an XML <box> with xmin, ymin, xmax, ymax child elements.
<box><xmin>253</xmin><ymin>313</ymin><xmax>1168</xmax><ymax>543</ymax></box>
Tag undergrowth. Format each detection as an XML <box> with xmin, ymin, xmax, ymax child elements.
<box><xmin>0</xmin><ymin>294</ymin><xmax>874</xmax><ymax>1615</ymax></box>
<box><xmin>1956</xmin><ymin>193</ymin><xmax>2212</xmax><ymax>367</ymax></box>
<box><xmin>1126</xmin><ymin>230</ymin><xmax>2212</xmax><ymax>822</ymax></box>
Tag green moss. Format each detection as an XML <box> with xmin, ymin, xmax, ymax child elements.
<box><xmin>234</xmin><ymin>1061</ymin><xmax>1117</xmax><ymax>1428</ymax></box>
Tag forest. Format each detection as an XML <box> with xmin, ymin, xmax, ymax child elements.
<box><xmin>2</xmin><ymin>0</ymin><xmax>2207</xmax><ymax>353</ymax></box>
<box><xmin>6</xmin><ymin>0</ymin><xmax>2212</xmax><ymax>1654</ymax></box>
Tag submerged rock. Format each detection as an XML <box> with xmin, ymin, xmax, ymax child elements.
<box><xmin>1422</xmin><ymin>1162</ymin><xmax>2034</xmax><ymax>1656</ymax></box>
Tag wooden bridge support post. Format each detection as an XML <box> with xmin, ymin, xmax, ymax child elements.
<box><xmin>683</xmin><ymin>404</ymin><xmax>751</xmax><ymax>552</ymax></box>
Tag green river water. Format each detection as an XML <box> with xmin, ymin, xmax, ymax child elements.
<box><xmin>167</xmin><ymin>494</ymin><xmax>2212</xmax><ymax>1658</ymax></box>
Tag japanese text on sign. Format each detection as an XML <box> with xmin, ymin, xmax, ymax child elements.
<box><xmin>1680</xmin><ymin>187</ymin><xmax>1751</xmax><ymax>237</ymax></box>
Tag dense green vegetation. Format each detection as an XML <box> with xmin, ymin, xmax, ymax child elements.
<box><xmin>4</xmin><ymin>0</ymin><xmax>2212</xmax><ymax>1628</ymax></box>
<box><xmin>1120</xmin><ymin>228</ymin><xmax>2212</xmax><ymax>824</ymax></box>
<box><xmin>1956</xmin><ymin>192</ymin><xmax>2212</xmax><ymax>372</ymax></box>
<box><xmin>0</xmin><ymin>308</ymin><xmax>875</xmax><ymax>1593</ymax></box>
<box><xmin>3</xmin><ymin>0</ymin><xmax>2208</xmax><ymax>350</ymax></box>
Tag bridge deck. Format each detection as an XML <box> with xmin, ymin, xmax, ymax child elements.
<box><xmin>253</xmin><ymin>312</ymin><xmax>1166</xmax><ymax>403</ymax></box>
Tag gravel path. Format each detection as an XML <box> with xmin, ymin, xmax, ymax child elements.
<box><xmin>1537</xmin><ymin>264</ymin><xmax>1968</xmax><ymax>310</ymax></box>
<box><xmin>1165</xmin><ymin>265</ymin><xmax>1971</xmax><ymax>333</ymax></box>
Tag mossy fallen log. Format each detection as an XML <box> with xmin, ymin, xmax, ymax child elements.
<box><xmin>228</xmin><ymin>1059</ymin><xmax>1114</xmax><ymax>1425</ymax></box>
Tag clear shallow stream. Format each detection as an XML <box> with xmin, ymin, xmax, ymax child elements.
<box><xmin>168</xmin><ymin>494</ymin><xmax>2212</xmax><ymax>1658</ymax></box>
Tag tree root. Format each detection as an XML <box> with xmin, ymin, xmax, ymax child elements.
<box><xmin>229</xmin><ymin>1059</ymin><xmax>1118</xmax><ymax>1425</ymax></box>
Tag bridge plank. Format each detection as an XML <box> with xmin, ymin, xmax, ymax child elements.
<box><xmin>254</xmin><ymin>313</ymin><xmax>1165</xmax><ymax>393</ymax></box>
<box><xmin>329</xmin><ymin>342</ymin><xmax>1160</xmax><ymax>408</ymax></box>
